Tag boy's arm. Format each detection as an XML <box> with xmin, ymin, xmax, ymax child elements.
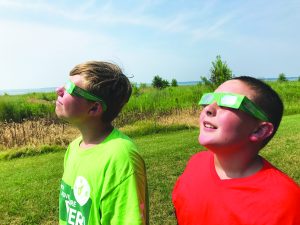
<box><xmin>100</xmin><ymin>172</ymin><xmax>148</xmax><ymax>225</ymax></box>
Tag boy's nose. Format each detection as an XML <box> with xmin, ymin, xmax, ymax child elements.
<box><xmin>56</xmin><ymin>86</ymin><xmax>65</xmax><ymax>96</ymax></box>
<box><xmin>205</xmin><ymin>102</ymin><xmax>218</xmax><ymax>117</ymax></box>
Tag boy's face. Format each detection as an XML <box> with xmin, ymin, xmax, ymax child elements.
<box><xmin>199</xmin><ymin>80</ymin><xmax>261</xmax><ymax>152</ymax></box>
<box><xmin>55</xmin><ymin>75</ymin><xmax>95</xmax><ymax>124</ymax></box>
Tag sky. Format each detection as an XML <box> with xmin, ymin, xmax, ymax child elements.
<box><xmin>0</xmin><ymin>0</ymin><xmax>300</xmax><ymax>90</ymax></box>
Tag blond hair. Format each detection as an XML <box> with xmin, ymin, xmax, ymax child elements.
<box><xmin>70</xmin><ymin>61</ymin><xmax>132</xmax><ymax>123</ymax></box>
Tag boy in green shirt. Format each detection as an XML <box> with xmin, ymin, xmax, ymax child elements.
<box><xmin>56</xmin><ymin>61</ymin><xmax>148</xmax><ymax>225</ymax></box>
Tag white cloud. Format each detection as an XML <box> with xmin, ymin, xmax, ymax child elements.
<box><xmin>0</xmin><ymin>0</ymin><xmax>230</xmax><ymax>40</ymax></box>
<box><xmin>191</xmin><ymin>12</ymin><xmax>236</xmax><ymax>41</ymax></box>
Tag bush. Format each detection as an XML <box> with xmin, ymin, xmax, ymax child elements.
<box><xmin>152</xmin><ymin>75</ymin><xmax>169</xmax><ymax>89</ymax></box>
<box><xmin>171</xmin><ymin>79</ymin><xmax>178</xmax><ymax>87</ymax></box>
<box><xmin>277</xmin><ymin>73</ymin><xmax>287</xmax><ymax>82</ymax></box>
<box><xmin>209</xmin><ymin>55</ymin><xmax>233</xmax><ymax>86</ymax></box>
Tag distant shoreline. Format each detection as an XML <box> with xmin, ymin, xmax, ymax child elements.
<box><xmin>0</xmin><ymin>77</ymin><xmax>298</xmax><ymax>96</ymax></box>
<box><xmin>0</xmin><ymin>87</ymin><xmax>57</xmax><ymax>96</ymax></box>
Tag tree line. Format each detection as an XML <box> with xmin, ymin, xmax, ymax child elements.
<box><xmin>141</xmin><ymin>55</ymin><xmax>300</xmax><ymax>90</ymax></box>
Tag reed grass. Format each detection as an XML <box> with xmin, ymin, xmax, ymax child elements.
<box><xmin>0</xmin><ymin>109</ymin><xmax>199</xmax><ymax>158</ymax></box>
<box><xmin>0</xmin><ymin>119</ymin><xmax>78</xmax><ymax>151</ymax></box>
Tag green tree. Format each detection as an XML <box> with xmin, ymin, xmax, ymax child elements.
<box><xmin>152</xmin><ymin>75</ymin><xmax>164</xmax><ymax>89</ymax></box>
<box><xmin>152</xmin><ymin>75</ymin><xmax>169</xmax><ymax>89</ymax></box>
<box><xmin>209</xmin><ymin>55</ymin><xmax>233</xmax><ymax>86</ymax></box>
<box><xmin>171</xmin><ymin>79</ymin><xmax>178</xmax><ymax>87</ymax></box>
<box><xmin>162</xmin><ymin>79</ymin><xmax>170</xmax><ymax>88</ymax></box>
<box><xmin>277</xmin><ymin>73</ymin><xmax>287</xmax><ymax>82</ymax></box>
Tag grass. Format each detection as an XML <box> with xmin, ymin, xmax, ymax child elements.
<box><xmin>0</xmin><ymin>110</ymin><xmax>199</xmax><ymax>153</ymax></box>
<box><xmin>1</xmin><ymin>81</ymin><xmax>300</xmax><ymax>123</ymax></box>
<box><xmin>0</xmin><ymin>145</ymin><xmax>65</xmax><ymax>160</ymax></box>
<box><xmin>270</xmin><ymin>81</ymin><xmax>300</xmax><ymax>115</ymax></box>
<box><xmin>0</xmin><ymin>114</ymin><xmax>299</xmax><ymax>225</ymax></box>
<box><xmin>261</xmin><ymin>114</ymin><xmax>300</xmax><ymax>181</ymax></box>
<box><xmin>0</xmin><ymin>152</ymin><xmax>63</xmax><ymax>224</ymax></box>
<box><xmin>0</xmin><ymin>119</ymin><xmax>76</xmax><ymax>151</ymax></box>
<box><xmin>0</xmin><ymin>94</ymin><xmax>55</xmax><ymax>122</ymax></box>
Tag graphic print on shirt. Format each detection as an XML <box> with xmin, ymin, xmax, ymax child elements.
<box><xmin>74</xmin><ymin>176</ymin><xmax>91</xmax><ymax>206</ymax></box>
<box><xmin>60</xmin><ymin>177</ymin><xmax>92</xmax><ymax>225</ymax></box>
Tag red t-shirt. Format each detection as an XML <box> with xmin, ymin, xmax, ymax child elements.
<box><xmin>172</xmin><ymin>151</ymin><xmax>300</xmax><ymax>225</ymax></box>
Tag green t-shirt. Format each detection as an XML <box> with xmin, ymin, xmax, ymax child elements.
<box><xmin>59</xmin><ymin>128</ymin><xmax>148</xmax><ymax>225</ymax></box>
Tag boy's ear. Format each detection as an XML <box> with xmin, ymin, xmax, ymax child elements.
<box><xmin>88</xmin><ymin>102</ymin><xmax>103</xmax><ymax>115</ymax></box>
<box><xmin>249</xmin><ymin>122</ymin><xmax>274</xmax><ymax>142</ymax></box>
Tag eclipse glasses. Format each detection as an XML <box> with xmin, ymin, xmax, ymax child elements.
<box><xmin>199</xmin><ymin>92</ymin><xmax>269</xmax><ymax>121</ymax></box>
<box><xmin>65</xmin><ymin>80</ymin><xmax>107</xmax><ymax>111</ymax></box>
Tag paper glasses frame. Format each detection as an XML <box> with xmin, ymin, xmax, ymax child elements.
<box><xmin>65</xmin><ymin>80</ymin><xmax>107</xmax><ymax>111</ymax></box>
<box><xmin>199</xmin><ymin>92</ymin><xmax>269</xmax><ymax>121</ymax></box>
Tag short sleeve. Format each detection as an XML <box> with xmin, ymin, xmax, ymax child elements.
<box><xmin>100</xmin><ymin>171</ymin><xmax>148</xmax><ymax>225</ymax></box>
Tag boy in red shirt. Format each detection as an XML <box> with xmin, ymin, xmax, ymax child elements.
<box><xmin>172</xmin><ymin>76</ymin><xmax>300</xmax><ymax>225</ymax></box>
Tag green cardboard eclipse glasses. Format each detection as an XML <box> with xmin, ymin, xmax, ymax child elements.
<box><xmin>199</xmin><ymin>92</ymin><xmax>269</xmax><ymax>121</ymax></box>
<box><xmin>65</xmin><ymin>80</ymin><xmax>107</xmax><ymax>111</ymax></box>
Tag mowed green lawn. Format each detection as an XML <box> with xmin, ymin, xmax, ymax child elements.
<box><xmin>0</xmin><ymin>114</ymin><xmax>299</xmax><ymax>225</ymax></box>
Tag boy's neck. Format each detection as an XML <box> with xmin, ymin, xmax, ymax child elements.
<box><xmin>78</xmin><ymin>123</ymin><xmax>113</xmax><ymax>149</ymax></box>
<box><xmin>213</xmin><ymin>151</ymin><xmax>263</xmax><ymax>180</ymax></box>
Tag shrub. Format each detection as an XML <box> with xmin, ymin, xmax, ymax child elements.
<box><xmin>209</xmin><ymin>55</ymin><xmax>233</xmax><ymax>86</ymax></box>
<box><xmin>152</xmin><ymin>75</ymin><xmax>169</xmax><ymax>89</ymax></box>
<box><xmin>277</xmin><ymin>73</ymin><xmax>287</xmax><ymax>82</ymax></box>
<box><xmin>171</xmin><ymin>79</ymin><xmax>178</xmax><ymax>87</ymax></box>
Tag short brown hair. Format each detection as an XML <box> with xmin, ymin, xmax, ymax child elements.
<box><xmin>70</xmin><ymin>61</ymin><xmax>132</xmax><ymax>123</ymax></box>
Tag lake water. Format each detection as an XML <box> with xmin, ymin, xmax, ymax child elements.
<box><xmin>0</xmin><ymin>77</ymin><xmax>298</xmax><ymax>96</ymax></box>
<box><xmin>0</xmin><ymin>87</ymin><xmax>57</xmax><ymax>96</ymax></box>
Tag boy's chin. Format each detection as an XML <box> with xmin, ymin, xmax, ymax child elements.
<box><xmin>198</xmin><ymin>135</ymin><xmax>212</xmax><ymax>147</ymax></box>
<box><xmin>55</xmin><ymin>112</ymin><xmax>63</xmax><ymax>119</ymax></box>
<box><xmin>198</xmin><ymin>135</ymin><xmax>221</xmax><ymax>151</ymax></box>
<box><xmin>55</xmin><ymin>112</ymin><xmax>68</xmax><ymax>122</ymax></box>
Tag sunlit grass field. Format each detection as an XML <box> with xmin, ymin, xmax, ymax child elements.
<box><xmin>0</xmin><ymin>81</ymin><xmax>299</xmax><ymax>224</ymax></box>
<box><xmin>0</xmin><ymin>114</ymin><xmax>299</xmax><ymax>225</ymax></box>
<box><xmin>1</xmin><ymin>81</ymin><xmax>300</xmax><ymax>123</ymax></box>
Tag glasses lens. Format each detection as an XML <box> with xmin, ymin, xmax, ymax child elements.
<box><xmin>220</xmin><ymin>95</ymin><xmax>237</xmax><ymax>106</ymax></box>
<box><xmin>202</xmin><ymin>93</ymin><xmax>214</xmax><ymax>104</ymax></box>
<box><xmin>65</xmin><ymin>82</ymin><xmax>72</xmax><ymax>94</ymax></box>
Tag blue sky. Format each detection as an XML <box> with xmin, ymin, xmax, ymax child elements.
<box><xmin>0</xmin><ymin>0</ymin><xmax>299</xmax><ymax>90</ymax></box>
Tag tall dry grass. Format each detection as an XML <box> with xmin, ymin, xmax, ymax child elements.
<box><xmin>0</xmin><ymin>110</ymin><xmax>199</xmax><ymax>151</ymax></box>
<box><xmin>0</xmin><ymin>119</ymin><xmax>78</xmax><ymax>150</ymax></box>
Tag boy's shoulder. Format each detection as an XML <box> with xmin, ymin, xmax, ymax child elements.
<box><xmin>182</xmin><ymin>150</ymin><xmax>211</xmax><ymax>174</ymax></box>
<box><xmin>66</xmin><ymin>128</ymin><xmax>143</xmax><ymax>171</ymax></box>
<box><xmin>69</xmin><ymin>128</ymin><xmax>135</xmax><ymax>150</ymax></box>
<box><xmin>105</xmin><ymin>128</ymin><xmax>137</xmax><ymax>152</ymax></box>
<box><xmin>188</xmin><ymin>150</ymin><xmax>211</xmax><ymax>165</ymax></box>
<box><xmin>99</xmin><ymin>129</ymin><xmax>142</xmax><ymax>166</ymax></box>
